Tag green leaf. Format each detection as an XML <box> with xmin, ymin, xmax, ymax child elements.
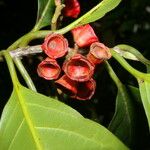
<box><xmin>113</xmin><ymin>44</ymin><xmax>150</xmax><ymax>65</ymax></box>
<box><xmin>105</xmin><ymin>62</ymin><xmax>136</xmax><ymax>146</ymax></box>
<box><xmin>113</xmin><ymin>47</ymin><xmax>138</xmax><ymax>61</ymax></box>
<box><xmin>108</xmin><ymin>85</ymin><xmax>135</xmax><ymax>146</ymax></box>
<box><xmin>33</xmin><ymin>0</ymin><xmax>55</xmax><ymax>31</ymax></box>
<box><xmin>126</xmin><ymin>85</ymin><xmax>141</xmax><ymax>103</ymax></box>
<box><xmin>138</xmin><ymin>79</ymin><xmax>150</xmax><ymax>128</ymax></box>
<box><xmin>137</xmin><ymin>65</ymin><xmax>150</xmax><ymax>129</ymax></box>
<box><xmin>0</xmin><ymin>84</ymin><xmax>128</xmax><ymax>150</ymax></box>
<box><xmin>110</xmin><ymin>48</ymin><xmax>150</xmax><ymax>130</ymax></box>
<box><xmin>78</xmin><ymin>0</ymin><xmax>122</xmax><ymax>26</ymax></box>
<box><xmin>146</xmin><ymin>65</ymin><xmax>150</xmax><ymax>73</ymax></box>
<box><xmin>59</xmin><ymin>0</ymin><xmax>122</xmax><ymax>33</ymax></box>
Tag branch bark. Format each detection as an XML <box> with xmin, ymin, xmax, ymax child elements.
<box><xmin>9</xmin><ymin>45</ymin><xmax>42</xmax><ymax>58</ymax></box>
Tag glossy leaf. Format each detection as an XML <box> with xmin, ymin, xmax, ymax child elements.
<box><xmin>108</xmin><ymin>85</ymin><xmax>135</xmax><ymax>146</ymax></box>
<box><xmin>138</xmin><ymin>79</ymin><xmax>150</xmax><ymax>128</ymax></box>
<box><xmin>78</xmin><ymin>0</ymin><xmax>121</xmax><ymax>26</ymax></box>
<box><xmin>0</xmin><ymin>84</ymin><xmax>128</xmax><ymax>150</ymax></box>
<box><xmin>33</xmin><ymin>0</ymin><xmax>55</xmax><ymax>31</ymax></box>
<box><xmin>61</xmin><ymin>0</ymin><xmax>122</xmax><ymax>32</ymax></box>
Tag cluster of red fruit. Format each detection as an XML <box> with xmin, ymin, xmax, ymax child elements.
<box><xmin>37</xmin><ymin>24</ymin><xmax>111</xmax><ymax>100</ymax></box>
<box><xmin>37</xmin><ymin>0</ymin><xmax>111</xmax><ymax>100</ymax></box>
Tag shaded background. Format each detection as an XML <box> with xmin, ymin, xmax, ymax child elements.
<box><xmin>0</xmin><ymin>0</ymin><xmax>150</xmax><ymax>149</ymax></box>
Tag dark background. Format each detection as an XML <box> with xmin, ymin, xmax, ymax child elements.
<box><xmin>0</xmin><ymin>0</ymin><xmax>150</xmax><ymax>149</ymax></box>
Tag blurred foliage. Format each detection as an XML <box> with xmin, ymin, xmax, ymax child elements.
<box><xmin>0</xmin><ymin>0</ymin><xmax>150</xmax><ymax>149</ymax></box>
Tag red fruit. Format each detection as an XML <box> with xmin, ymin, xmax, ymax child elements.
<box><xmin>75</xmin><ymin>78</ymin><xmax>96</xmax><ymax>100</ymax></box>
<box><xmin>87</xmin><ymin>42</ymin><xmax>112</xmax><ymax>65</ymax></box>
<box><xmin>63</xmin><ymin>54</ymin><xmax>95</xmax><ymax>82</ymax></box>
<box><xmin>41</xmin><ymin>34</ymin><xmax>68</xmax><ymax>59</ymax></box>
<box><xmin>55</xmin><ymin>75</ymin><xmax>96</xmax><ymax>100</ymax></box>
<box><xmin>71</xmin><ymin>24</ymin><xmax>99</xmax><ymax>47</ymax></box>
<box><xmin>63</xmin><ymin>0</ymin><xmax>80</xmax><ymax>18</ymax></box>
<box><xmin>55</xmin><ymin>75</ymin><xmax>77</xmax><ymax>97</ymax></box>
<box><xmin>37</xmin><ymin>57</ymin><xmax>61</xmax><ymax>80</ymax></box>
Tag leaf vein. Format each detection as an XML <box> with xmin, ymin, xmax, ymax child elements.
<box><xmin>36</xmin><ymin>127</ymin><xmax>103</xmax><ymax>148</ymax></box>
<box><xmin>8</xmin><ymin>119</ymin><xmax>25</xmax><ymax>150</ymax></box>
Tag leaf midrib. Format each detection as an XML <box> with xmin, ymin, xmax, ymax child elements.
<box><xmin>14</xmin><ymin>85</ymin><xmax>43</xmax><ymax>150</ymax></box>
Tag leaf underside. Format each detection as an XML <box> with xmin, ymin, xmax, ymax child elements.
<box><xmin>0</xmin><ymin>84</ymin><xmax>128</xmax><ymax>150</ymax></box>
